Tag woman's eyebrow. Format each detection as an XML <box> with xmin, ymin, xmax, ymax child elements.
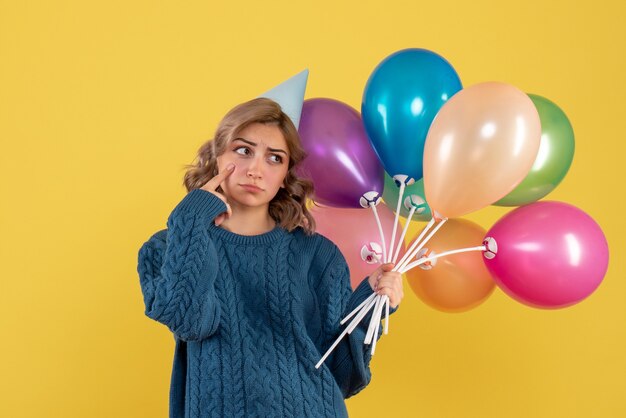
<box><xmin>233</xmin><ymin>137</ymin><xmax>287</xmax><ymax>155</ymax></box>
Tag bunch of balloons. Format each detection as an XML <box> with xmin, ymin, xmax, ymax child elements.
<box><xmin>299</xmin><ymin>49</ymin><xmax>609</xmax><ymax>368</ymax></box>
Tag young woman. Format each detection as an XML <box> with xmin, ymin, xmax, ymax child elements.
<box><xmin>137</xmin><ymin>97</ymin><xmax>404</xmax><ymax>418</ymax></box>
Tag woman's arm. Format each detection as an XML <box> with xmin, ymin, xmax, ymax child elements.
<box><xmin>137</xmin><ymin>189</ymin><xmax>227</xmax><ymax>342</ymax></box>
<box><xmin>318</xmin><ymin>245</ymin><xmax>399</xmax><ymax>398</ymax></box>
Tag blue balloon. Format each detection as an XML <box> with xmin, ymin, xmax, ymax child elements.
<box><xmin>362</xmin><ymin>49</ymin><xmax>462</xmax><ymax>180</ymax></box>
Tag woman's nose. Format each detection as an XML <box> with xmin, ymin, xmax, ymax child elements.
<box><xmin>246</xmin><ymin>157</ymin><xmax>262</xmax><ymax>179</ymax></box>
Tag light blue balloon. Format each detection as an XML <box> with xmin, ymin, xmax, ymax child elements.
<box><xmin>362</xmin><ymin>49</ymin><xmax>462</xmax><ymax>180</ymax></box>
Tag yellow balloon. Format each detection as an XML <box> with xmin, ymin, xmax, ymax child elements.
<box><xmin>423</xmin><ymin>82</ymin><xmax>541</xmax><ymax>218</ymax></box>
<box><xmin>405</xmin><ymin>218</ymin><xmax>495</xmax><ymax>313</ymax></box>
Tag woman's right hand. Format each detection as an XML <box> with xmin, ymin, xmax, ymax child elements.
<box><xmin>199</xmin><ymin>163</ymin><xmax>235</xmax><ymax>226</ymax></box>
<box><xmin>367</xmin><ymin>262</ymin><xmax>404</xmax><ymax>309</ymax></box>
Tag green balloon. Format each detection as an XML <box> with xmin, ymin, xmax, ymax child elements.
<box><xmin>494</xmin><ymin>94</ymin><xmax>575</xmax><ymax>206</ymax></box>
<box><xmin>382</xmin><ymin>173</ymin><xmax>432</xmax><ymax>221</ymax></box>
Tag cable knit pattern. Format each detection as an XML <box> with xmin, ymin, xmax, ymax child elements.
<box><xmin>286</xmin><ymin>238</ymin><xmax>318</xmax><ymax>416</ymax></box>
<box><xmin>137</xmin><ymin>189</ymin><xmax>400</xmax><ymax>418</ymax></box>
<box><xmin>188</xmin><ymin>341</ymin><xmax>203</xmax><ymax>417</ymax></box>
<box><xmin>216</xmin><ymin>244</ymin><xmax>246</xmax><ymax>418</ymax></box>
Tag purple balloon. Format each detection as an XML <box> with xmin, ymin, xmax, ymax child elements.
<box><xmin>298</xmin><ymin>98</ymin><xmax>384</xmax><ymax>208</ymax></box>
<box><xmin>483</xmin><ymin>201</ymin><xmax>609</xmax><ymax>309</ymax></box>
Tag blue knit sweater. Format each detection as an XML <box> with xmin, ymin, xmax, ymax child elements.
<box><xmin>137</xmin><ymin>189</ymin><xmax>398</xmax><ymax>418</ymax></box>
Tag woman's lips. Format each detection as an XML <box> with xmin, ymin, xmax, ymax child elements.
<box><xmin>240</xmin><ymin>184</ymin><xmax>263</xmax><ymax>193</ymax></box>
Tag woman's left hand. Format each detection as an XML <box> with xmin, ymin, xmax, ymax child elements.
<box><xmin>367</xmin><ymin>263</ymin><xmax>404</xmax><ymax>309</ymax></box>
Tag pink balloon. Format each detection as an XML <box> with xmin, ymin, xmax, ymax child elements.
<box><xmin>483</xmin><ymin>201</ymin><xmax>609</xmax><ymax>309</ymax></box>
<box><xmin>311</xmin><ymin>203</ymin><xmax>405</xmax><ymax>289</ymax></box>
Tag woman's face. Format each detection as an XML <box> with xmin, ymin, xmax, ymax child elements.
<box><xmin>216</xmin><ymin>122</ymin><xmax>290</xmax><ymax>210</ymax></box>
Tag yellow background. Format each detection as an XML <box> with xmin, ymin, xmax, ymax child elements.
<box><xmin>1</xmin><ymin>0</ymin><xmax>625</xmax><ymax>416</ymax></box>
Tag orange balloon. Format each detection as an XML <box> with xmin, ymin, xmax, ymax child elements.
<box><xmin>423</xmin><ymin>82</ymin><xmax>541</xmax><ymax>218</ymax></box>
<box><xmin>405</xmin><ymin>218</ymin><xmax>495</xmax><ymax>313</ymax></box>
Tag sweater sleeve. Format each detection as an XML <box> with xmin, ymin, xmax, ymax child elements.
<box><xmin>318</xmin><ymin>244</ymin><xmax>399</xmax><ymax>399</ymax></box>
<box><xmin>137</xmin><ymin>188</ymin><xmax>227</xmax><ymax>342</ymax></box>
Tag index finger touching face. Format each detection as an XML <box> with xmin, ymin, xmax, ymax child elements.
<box><xmin>207</xmin><ymin>163</ymin><xmax>235</xmax><ymax>190</ymax></box>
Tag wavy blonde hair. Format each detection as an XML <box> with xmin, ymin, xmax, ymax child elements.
<box><xmin>182</xmin><ymin>97</ymin><xmax>316</xmax><ymax>234</ymax></box>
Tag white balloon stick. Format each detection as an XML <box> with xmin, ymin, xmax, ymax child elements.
<box><xmin>384</xmin><ymin>296</ymin><xmax>390</xmax><ymax>335</ymax></box>
<box><xmin>397</xmin><ymin>218</ymin><xmax>448</xmax><ymax>273</ymax></box>
<box><xmin>392</xmin><ymin>205</ymin><xmax>416</xmax><ymax>264</ymax></box>
<box><xmin>395</xmin><ymin>217</ymin><xmax>436</xmax><ymax>272</ymax></box>
<box><xmin>370</xmin><ymin>203</ymin><xmax>387</xmax><ymax>264</ymax></box>
<box><xmin>371</xmin><ymin>303</ymin><xmax>384</xmax><ymax>355</ymax></box>
<box><xmin>366</xmin><ymin>295</ymin><xmax>388</xmax><ymax>345</ymax></box>
<box><xmin>316</xmin><ymin>296</ymin><xmax>378</xmax><ymax>369</ymax></box>
<box><xmin>387</xmin><ymin>182</ymin><xmax>406</xmax><ymax>263</ymax></box>
<box><xmin>365</xmin><ymin>295</ymin><xmax>384</xmax><ymax>344</ymax></box>
<box><xmin>400</xmin><ymin>245</ymin><xmax>487</xmax><ymax>274</ymax></box>
<box><xmin>340</xmin><ymin>292</ymin><xmax>377</xmax><ymax>325</ymax></box>
<box><xmin>346</xmin><ymin>296</ymin><xmax>378</xmax><ymax>335</ymax></box>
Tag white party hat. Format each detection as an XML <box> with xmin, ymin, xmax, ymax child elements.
<box><xmin>258</xmin><ymin>69</ymin><xmax>309</xmax><ymax>129</ymax></box>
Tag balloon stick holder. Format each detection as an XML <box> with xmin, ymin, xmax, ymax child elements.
<box><xmin>482</xmin><ymin>237</ymin><xmax>498</xmax><ymax>259</ymax></box>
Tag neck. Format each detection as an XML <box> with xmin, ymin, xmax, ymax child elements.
<box><xmin>219</xmin><ymin>203</ymin><xmax>277</xmax><ymax>236</ymax></box>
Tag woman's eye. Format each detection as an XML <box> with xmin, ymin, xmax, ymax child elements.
<box><xmin>234</xmin><ymin>146</ymin><xmax>250</xmax><ymax>156</ymax></box>
<box><xmin>269</xmin><ymin>154</ymin><xmax>283</xmax><ymax>164</ymax></box>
